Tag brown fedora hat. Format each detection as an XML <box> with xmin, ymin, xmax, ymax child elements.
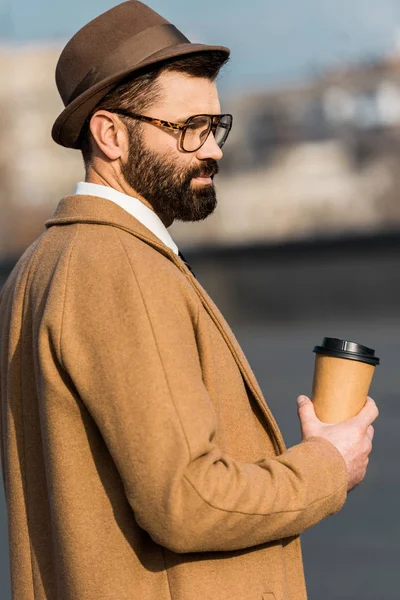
<box><xmin>52</xmin><ymin>0</ymin><xmax>230</xmax><ymax>149</ymax></box>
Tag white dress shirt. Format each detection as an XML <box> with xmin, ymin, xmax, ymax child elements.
<box><xmin>74</xmin><ymin>181</ymin><xmax>179</xmax><ymax>255</ymax></box>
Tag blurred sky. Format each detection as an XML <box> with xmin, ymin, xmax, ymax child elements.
<box><xmin>3</xmin><ymin>0</ymin><xmax>400</xmax><ymax>92</ymax></box>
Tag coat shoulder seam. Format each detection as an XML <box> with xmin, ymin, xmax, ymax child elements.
<box><xmin>59</xmin><ymin>225</ymin><xmax>80</xmax><ymax>369</ymax></box>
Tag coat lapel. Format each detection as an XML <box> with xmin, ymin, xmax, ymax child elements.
<box><xmin>188</xmin><ymin>276</ymin><xmax>286</xmax><ymax>454</ymax></box>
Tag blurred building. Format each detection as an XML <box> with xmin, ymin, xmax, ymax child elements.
<box><xmin>2</xmin><ymin>43</ymin><xmax>400</xmax><ymax>258</ymax></box>
<box><xmin>216</xmin><ymin>52</ymin><xmax>400</xmax><ymax>245</ymax></box>
<box><xmin>0</xmin><ymin>44</ymin><xmax>82</xmax><ymax>256</ymax></box>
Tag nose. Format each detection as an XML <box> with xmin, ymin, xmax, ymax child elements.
<box><xmin>195</xmin><ymin>132</ymin><xmax>223</xmax><ymax>161</ymax></box>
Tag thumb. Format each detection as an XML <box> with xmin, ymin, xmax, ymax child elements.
<box><xmin>297</xmin><ymin>395</ymin><xmax>314</xmax><ymax>416</ymax></box>
<box><xmin>297</xmin><ymin>395</ymin><xmax>317</xmax><ymax>434</ymax></box>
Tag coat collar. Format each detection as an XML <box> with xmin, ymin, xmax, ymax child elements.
<box><xmin>46</xmin><ymin>195</ymin><xmax>286</xmax><ymax>454</ymax></box>
<box><xmin>46</xmin><ymin>194</ymin><xmax>175</xmax><ymax>260</ymax></box>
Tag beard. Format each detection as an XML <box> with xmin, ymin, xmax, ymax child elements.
<box><xmin>121</xmin><ymin>128</ymin><xmax>219</xmax><ymax>223</ymax></box>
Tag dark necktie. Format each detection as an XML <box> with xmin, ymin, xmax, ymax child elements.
<box><xmin>178</xmin><ymin>250</ymin><xmax>196</xmax><ymax>278</ymax></box>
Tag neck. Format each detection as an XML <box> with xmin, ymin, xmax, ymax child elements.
<box><xmin>85</xmin><ymin>168</ymin><xmax>173</xmax><ymax>227</ymax></box>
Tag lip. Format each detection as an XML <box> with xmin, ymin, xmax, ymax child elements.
<box><xmin>192</xmin><ymin>176</ymin><xmax>213</xmax><ymax>185</ymax></box>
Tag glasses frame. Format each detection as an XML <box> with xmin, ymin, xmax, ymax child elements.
<box><xmin>107</xmin><ymin>109</ymin><xmax>233</xmax><ymax>153</ymax></box>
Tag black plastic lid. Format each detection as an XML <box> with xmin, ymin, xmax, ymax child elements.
<box><xmin>313</xmin><ymin>337</ymin><xmax>380</xmax><ymax>366</ymax></box>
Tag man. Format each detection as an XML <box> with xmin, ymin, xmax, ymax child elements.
<box><xmin>0</xmin><ymin>2</ymin><xmax>378</xmax><ymax>599</ymax></box>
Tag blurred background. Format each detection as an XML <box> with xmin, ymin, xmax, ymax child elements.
<box><xmin>1</xmin><ymin>1</ymin><xmax>400</xmax><ymax>598</ymax></box>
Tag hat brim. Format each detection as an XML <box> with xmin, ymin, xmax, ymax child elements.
<box><xmin>51</xmin><ymin>43</ymin><xmax>230</xmax><ymax>149</ymax></box>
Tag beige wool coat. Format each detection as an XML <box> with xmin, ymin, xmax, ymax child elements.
<box><xmin>0</xmin><ymin>195</ymin><xmax>348</xmax><ymax>600</ymax></box>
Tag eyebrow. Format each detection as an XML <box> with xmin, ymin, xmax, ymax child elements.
<box><xmin>175</xmin><ymin>113</ymin><xmax>222</xmax><ymax>123</ymax></box>
<box><xmin>175</xmin><ymin>115</ymin><xmax>193</xmax><ymax>124</ymax></box>
<box><xmin>175</xmin><ymin>114</ymin><xmax>198</xmax><ymax>122</ymax></box>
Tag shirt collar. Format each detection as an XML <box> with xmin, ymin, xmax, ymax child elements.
<box><xmin>74</xmin><ymin>182</ymin><xmax>179</xmax><ymax>255</ymax></box>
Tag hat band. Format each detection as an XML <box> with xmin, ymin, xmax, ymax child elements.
<box><xmin>68</xmin><ymin>23</ymin><xmax>190</xmax><ymax>104</ymax></box>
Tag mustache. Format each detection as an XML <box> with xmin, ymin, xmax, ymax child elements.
<box><xmin>190</xmin><ymin>159</ymin><xmax>220</xmax><ymax>179</ymax></box>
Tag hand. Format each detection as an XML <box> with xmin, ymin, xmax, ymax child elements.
<box><xmin>297</xmin><ymin>395</ymin><xmax>379</xmax><ymax>492</ymax></box>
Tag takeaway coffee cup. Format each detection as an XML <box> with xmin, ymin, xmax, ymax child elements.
<box><xmin>311</xmin><ymin>338</ymin><xmax>380</xmax><ymax>423</ymax></box>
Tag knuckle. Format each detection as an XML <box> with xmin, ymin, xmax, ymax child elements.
<box><xmin>297</xmin><ymin>408</ymin><xmax>306</xmax><ymax>422</ymax></box>
<box><xmin>356</xmin><ymin>427</ymin><xmax>366</xmax><ymax>443</ymax></box>
<box><xmin>357</xmin><ymin>472</ymin><xmax>365</xmax><ymax>485</ymax></box>
<box><xmin>297</xmin><ymin>400</ymin><xmax>305</xmax><ymax>413</ymax></box>
<box><xmin>367</xmin><ymin>397</ymin><xmax>379</xmax><ymax>419</ymax></box>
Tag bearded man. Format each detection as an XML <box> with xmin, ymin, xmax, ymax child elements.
<box><xmin>0</xmin><ymin>2</ymin><xmax>378</xmax><ymax>600</ymax></box>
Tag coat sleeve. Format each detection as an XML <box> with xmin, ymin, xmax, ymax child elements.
<box><xmin>58</xmin><ymin>228</ymin><xmax>347</xmax><ymax>554</ymax></box>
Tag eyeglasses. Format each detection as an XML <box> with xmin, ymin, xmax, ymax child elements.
<box><xmin>108</xmin><ymin>109</ymin><xmax>233</xmax><ymax>153</ymax></box>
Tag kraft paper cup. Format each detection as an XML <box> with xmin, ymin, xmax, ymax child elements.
<box><xmin>312</xmin><ymin>338</ymin><xmax>380</xmax><ymax>423</ymax></box>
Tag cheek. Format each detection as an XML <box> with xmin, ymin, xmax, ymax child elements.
<box><xmin>143</xmin><ymin>125</ymin><xmax>181</xmax><ymax>153</ymax></box>
<box><xmin>142</xmin><ymin>127</ymin><xmax>195</xmax><ymax>170</ymax></box>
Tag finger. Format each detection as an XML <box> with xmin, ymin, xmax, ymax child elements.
<box><xmin>352</xmin><ymin>396</ymin><xmax>379</xmax><ymax>429</ymax></box>
<box><xmin>366</xmin><ymin>396</ymin><xmax>379</xmax><ymax>418</ymax></box>
<box><xmin>364</xmin><ymin>436</ymin><xmax>373</xmax><ymax>455</ymax></box>
<box><xmin>367</xmin><ymin>425</ymin><xmax>374</xmax><ymax>442</ymax></box>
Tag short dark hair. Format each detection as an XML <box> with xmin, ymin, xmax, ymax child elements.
<box><xmin>79</xmin><ymin>50</ymin><xmax>229</xmax><ymax>168</ymax></box>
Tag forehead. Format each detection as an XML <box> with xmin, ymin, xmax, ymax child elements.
<box><xmin>152</xmin><ymin>71</ymin><xmax>221</xmax><ymax>119</ymax></box>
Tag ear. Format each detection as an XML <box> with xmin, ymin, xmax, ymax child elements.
<box><xmin>89</xmin><ymin>110</ymin><xmax>128</xmax><ymax>161</ymax></box>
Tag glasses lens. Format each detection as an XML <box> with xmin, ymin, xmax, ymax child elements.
<box><xmin>214</xmin><ymin>114</ymin><xmax>233</xmax><ymax>148</ymax></box>
<box><xmin>182</xmin><ymin>116</ymin><xmax>212</xmax><ymax>151</ymax></box>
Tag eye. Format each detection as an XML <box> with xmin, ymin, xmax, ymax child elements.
<box><xmin>186</xmin><ymin>117</ymin><xmax>210</xmax><ymax>131</ymax></box>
